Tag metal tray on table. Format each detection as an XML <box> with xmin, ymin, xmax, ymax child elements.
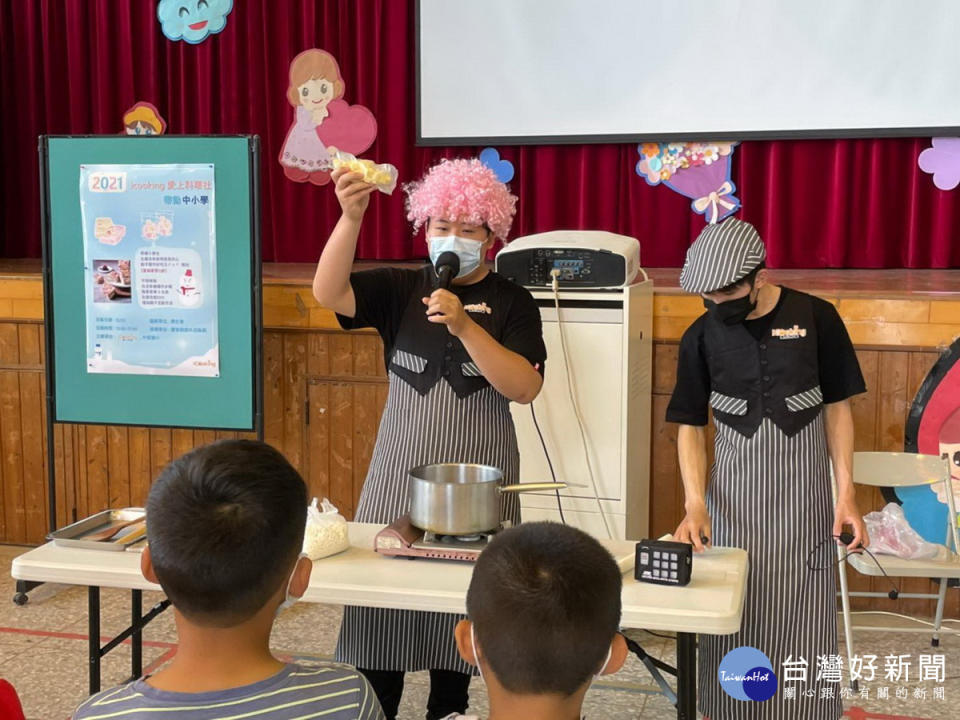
<box><xmin>47</xmin><ymin>508</ymin><xmax>146</xmax><ymax>551</ymax></box>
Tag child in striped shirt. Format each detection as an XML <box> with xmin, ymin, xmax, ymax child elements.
<box><xmin>447</xmin><ymin>522</ymin><xmax>627</xmax><ymax>720</ymax></box>
<box><xmin>73</xmin><ymin>440</ymin><xmax>384</xmax><ymax>720</ymax></box>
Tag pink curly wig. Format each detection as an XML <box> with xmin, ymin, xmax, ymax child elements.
<box><xmin>404</xmin><ymin>158</ymin><xmax>518</xmax><ymax>241</ymax></box>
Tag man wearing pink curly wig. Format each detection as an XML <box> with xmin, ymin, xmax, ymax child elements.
<box><xmin>313</xmin><ymin>158</ymin><xmax>546</xmax><ymax>720</ymax></box>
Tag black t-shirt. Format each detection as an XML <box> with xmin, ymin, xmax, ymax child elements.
<box><xmin>337</xmin><ymin>266</ymin><xmax>546</xmax><ymax>395</ymax></box>
<box><xmin>666</xmin><ymin>287</ymin><xmax>866</xmax><ymax>426</ymax></box>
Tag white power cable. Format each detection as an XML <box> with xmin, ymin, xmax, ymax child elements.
<box><xmin>846</xmin><ymin>610</ymin><xmax>960</xmax><ymax>633</ymax></box>
<box><xmin>550</xmin><ymin>270</ymin><xmax>613</xmax><ymax>539</ymax></box>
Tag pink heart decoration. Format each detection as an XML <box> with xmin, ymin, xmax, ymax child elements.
<box><xmin>316</xmin><ymin>99</ymin><xmax>378</xmax><ymax>156</ymax></box>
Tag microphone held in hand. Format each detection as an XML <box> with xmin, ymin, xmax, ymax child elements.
<box><xmin>435</xmin><ymin>251</ymin><xmax>460</xmax><ymax>290</ymax></box>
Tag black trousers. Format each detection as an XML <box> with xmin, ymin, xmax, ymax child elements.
<box><xmin>359</xmin><ymin>668</ymin><xmax>471</xmax><ymax>720</ymax></box>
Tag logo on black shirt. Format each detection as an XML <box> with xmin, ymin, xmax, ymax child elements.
<box><xmin>771</xmin><ymin>324</ymin><xmax>807</xmax><ymax>340</ymax></box>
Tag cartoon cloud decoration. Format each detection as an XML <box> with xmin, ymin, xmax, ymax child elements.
<box><xmin>157</xmin><ymin>0</ymin><xmax>233</xmax><ymax>44</ymax></box>
<box><xmin>895</xmin><ymin>338</ymin><xmax>960</xmax><ymax>544</ymax></box>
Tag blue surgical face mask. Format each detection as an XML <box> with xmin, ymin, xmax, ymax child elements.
<box><xmin>429</xmin><ymin>235</ymin><xmax>485</xmax><ymax>278</ymax></box>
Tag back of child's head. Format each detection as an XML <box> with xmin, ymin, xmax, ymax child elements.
<box><xmin>466</xmin><ymin>522</ymin><xmax>622</xmax><ymax>695</ymax></box>
<box><xmin>146</xmin><ymin>439</ymin><xmax>307</xmax><ymax>627</ymax></box>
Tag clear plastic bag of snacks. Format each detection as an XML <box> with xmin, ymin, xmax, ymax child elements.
<box><xmin>329</xmin><ymin>148</ymin><xmax>398</xmax><ymax>195</ymax></box>
<box><xmin>302</xmin><ymin>497</ymin><xmax>350</xmax><ymax>560</ymax></box>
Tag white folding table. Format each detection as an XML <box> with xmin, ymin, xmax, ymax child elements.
<box><xmin>12</xmin><ymin>523</ymin><xmax>747</xmax><ymax>720</ymax></box>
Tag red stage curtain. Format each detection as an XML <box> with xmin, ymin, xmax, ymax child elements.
<box><xmin>1</xmin><ymin>0</ymin><xmax>958</xmax><ymax>268</ymax></box>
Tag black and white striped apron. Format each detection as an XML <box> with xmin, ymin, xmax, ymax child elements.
<box><xmin>335</xmin><ymin>367</ymin><xmax>521</xmax><ymax>672</ymax></box>
<box><xmin>699</xmin><ymin>412</ymin><xmax>842</xmax><ymax>720</ymax></box>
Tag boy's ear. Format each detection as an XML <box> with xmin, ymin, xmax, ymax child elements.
<box><xmin>454</xmin><ymin>619</ymin><xmax>477</xmax><ymax>667</ymax></box>
<box><xmin>289</xmin><ymin>555</ymin><xmax>313</xmax><ymax>600</ymax></box>
<box><xmin>754</xmin><ymin>268</ymin><xmax>768</xmax><ymax>289</ymax></box>
<box><xmin>140</xmin><ymin>546</ymin><xmax>158</xmax><ymax>584</ymax></box>
<box><xmin>600</xmin><ymin>633</ymin><xmax>629</xmax><ymax>676</ymax></box>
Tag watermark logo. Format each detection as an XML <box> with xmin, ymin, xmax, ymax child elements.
<box><xmin>719</xmin><ymin>646</ymin><xmax>778</xmax><ymax>702</ymax></box>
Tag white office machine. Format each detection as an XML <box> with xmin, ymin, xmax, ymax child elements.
<box><xmin>495</xmin><ymin>231</ymin><xmax>641</xmax><ymax>290</ymax></box>
<box><xmin>496</xmin><ymin>231</ymin><xmax>652</xmax><ymax>540</ymax></box>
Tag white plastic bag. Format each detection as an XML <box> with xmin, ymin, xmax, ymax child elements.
<box><xmin>302</xmin><ymin>497</ymin><xmax>349</xmax><ymax>560</ymax></box>
<box><xmin>862</xmin><ymin>502</ymin><xmax>949</xmax><ymax>561</ymax></box>
<box><xmin>328</xmin><ymin>148</ymin><xmax>398</xmax><ymax>195</ymax></box>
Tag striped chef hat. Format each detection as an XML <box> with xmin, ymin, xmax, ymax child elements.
<box><xmin>679</xmin><ymin>218</ymin><xmax>766</xmax><ymax>293</ymax></box>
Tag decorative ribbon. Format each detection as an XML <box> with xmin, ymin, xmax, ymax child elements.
<box><xmin>693</xmin><ymin>181</ymin><xmax>737</xmax><ymax>224</ymax></box>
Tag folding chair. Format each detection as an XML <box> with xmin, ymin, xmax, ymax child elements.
<box><xmin>833</xmin><ymin>451</ymin><xmax>960</xmax><ymax>688</ymax></box>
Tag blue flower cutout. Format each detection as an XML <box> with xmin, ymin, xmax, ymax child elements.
<box><xmin>158</xmin><ymin>0</ymin><xmax>233</xmax><ymax>44</ymax></box>
<box><xmin>479</xmin><ymin>147</ymin><xmax>514</xmax><ymax>184</ymax></box>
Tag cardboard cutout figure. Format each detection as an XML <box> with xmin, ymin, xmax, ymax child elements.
<box><xmin>123</xmin><ymin>102</ymin><xmax>166</xmax><ymax>136</ymax></box>
<box><xmin>895</xmin><ymin>338</ymin><xmax>960</xmax><ymax>544</ymax></box>
<box><xmin>279</xmin><ymin>49</ymin><xmax>378</xmax><ymax>186</ymax></box>
<box><xmin>157</xmin><ymin>0</ymin><xmax>233</xmax><ymax>44</ymax></box>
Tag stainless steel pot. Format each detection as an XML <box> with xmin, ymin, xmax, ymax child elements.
<box><xmin>408</xmin><ymin>463</ymin><xmax>565</xmax><ymax>535</ymax></box>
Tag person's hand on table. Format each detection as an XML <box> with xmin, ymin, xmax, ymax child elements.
<box><xmin>332</xmin><ymin>167</ymin><xmax>376</xmax><ymax>222</ymax></box>
<box><xmin>674</xmin><ymin>501</ymin><xmax>712</xmax><ymax>553</ymax></box>
<box><xmin>423</xmin><ymin>289</ymin><xmax>472</xmax><ymax>336</ymax></box>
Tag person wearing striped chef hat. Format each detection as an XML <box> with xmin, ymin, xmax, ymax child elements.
<box><xmin>666</xmin><ymin>217</ymin><xmax>869</xmax><ymax>720</ymax></box>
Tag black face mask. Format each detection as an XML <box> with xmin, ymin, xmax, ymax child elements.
<box><xmin>704</xmin><ymin>292</ymin><xmax>757</xmax><ymax>326</ymax></box>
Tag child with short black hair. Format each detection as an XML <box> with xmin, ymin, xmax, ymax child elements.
<box><xmin>451</xmin><ymin>522</ymin><xmax>627</xmax><ymax>720</ymax></box>
<box><xmin>73</xmin><ymin>439</ymin><xmax>383</xmax><ymax>720</ymax></box>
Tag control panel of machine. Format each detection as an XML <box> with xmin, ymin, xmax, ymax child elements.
<box><xmin>499</xmin><ymin>247</ymin><xmax>629</xmax><ymax>288</ymax></box>
<box><xmin>495</xmin><ymin>231</ymin><xmax>640</xmax><ymax>289</ymax></box>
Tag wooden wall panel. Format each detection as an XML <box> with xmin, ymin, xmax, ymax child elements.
<box><xmin>128</xmin><ymin>428</ymin><xmax>151</xmax><ymax>508</ymax></box>
<box><xmin>0</xmin><ymin>370</ymin><xmax>24</xmax><ymax>542</ymax></box>
<box><xmin>329</xmin><ymin>383</ymin><xmax>355</xmax><ymax>517</ymax></box>
<box><xmin>282</xmin><ymin>334</ymin><xmax>307</xmax><ymax>474</ymax></box>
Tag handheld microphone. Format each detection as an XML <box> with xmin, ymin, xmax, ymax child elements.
<box><xmin>435</xmin><ymin>251</ymin><xmax>460</xmax><ymax>290</ymax></box>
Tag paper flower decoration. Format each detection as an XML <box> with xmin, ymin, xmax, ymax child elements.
<box><xmin>918</xmin><ymin>138</ymin><xmax>960</xmax><ymax>191</ymax></box>
<box><xmin>636</xmin><ymin>142</ymin><xmax>740</xmax><ymax>223</ymax></box>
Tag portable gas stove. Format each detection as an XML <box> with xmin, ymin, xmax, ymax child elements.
<box><xmin>374</xmin><ymin>515</ymin><xmax>505</xmax><ymax>562</ymax></box>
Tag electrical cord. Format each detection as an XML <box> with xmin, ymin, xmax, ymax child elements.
<box><xmin>530</xmin><ymin>402</ymin><xmax>566</xmax><ymax>525</ymax></box>
<box><xmin>807</xmin><ymin>533</ymin><xmax>902</xmax><ymax>600</ymax></box>
<box><xmin>778</xmin><ymin>531</ymin><xmax>896</xmax><ymax>690</ymax></box>
<box><xmin>550</xmin><ymin>270</ymin><xmax>613</xmax><ymax>539</ymax></box>
<box><xmin>844</xmin><ymin>610</ymin><xmax>960</xmax><ymax>632</ymax></box>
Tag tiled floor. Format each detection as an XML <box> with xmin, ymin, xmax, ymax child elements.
<box><xmin>2</xmin><ymin>543</ymin><xmax>960</xmax><ymax>719</ymax></box>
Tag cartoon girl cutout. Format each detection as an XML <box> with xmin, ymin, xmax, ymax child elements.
<box><xmin>933</xmin><ymin>406</ymin><xmax>960</xmax><ymax>508</ymax></box>
<box><xmin>279</xmin><ymin>49</ymin><xmax>377</xmax><ymax>186</ymax></box>
<box><xmin>123</xmin><ymin>102</ymin><xmax>166</xmax><ymax>135</ymax></box>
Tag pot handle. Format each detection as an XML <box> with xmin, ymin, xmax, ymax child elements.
<box><xmin>499</xmin><ymin>482</ymin><xmax>566</xmax><ymax>493</ymax></box>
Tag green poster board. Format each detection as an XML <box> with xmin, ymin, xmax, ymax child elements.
<box><xmin>40</xmin><ymin>136</ymin><xmax>261</xmax><ymax>431</ymax></box>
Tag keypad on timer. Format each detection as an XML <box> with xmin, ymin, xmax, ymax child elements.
<box><xmin>635</xmin><ymin>540</ymin><xmax>693</xmax><ymax>586</ymax></box>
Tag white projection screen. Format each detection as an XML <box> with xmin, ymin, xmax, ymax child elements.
<box><xmin>417</xmin><ymin>0</ymin><xmax>960</xmax><ymax>144</ymax></box>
